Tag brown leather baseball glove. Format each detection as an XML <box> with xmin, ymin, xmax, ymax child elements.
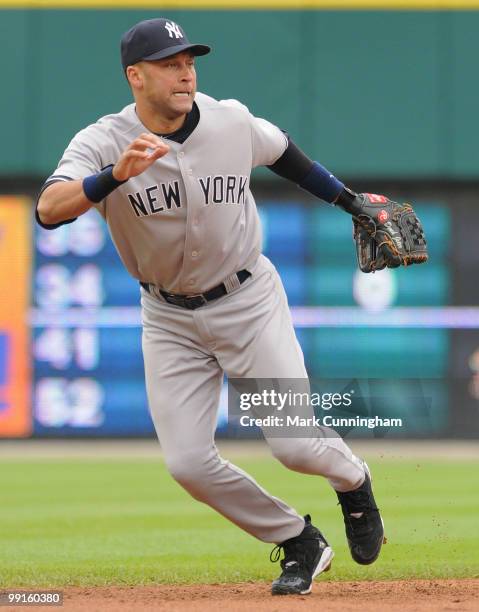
<box><xmin>350</xmin><ymin>193</ymin><xmax>428</xmax><ymax>273</ymax></box>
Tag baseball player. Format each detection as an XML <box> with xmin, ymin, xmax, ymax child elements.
<box><xmin>37</xmin><ymin>18</ymin><xmax>427</xmax><ymax>595</ymax></box>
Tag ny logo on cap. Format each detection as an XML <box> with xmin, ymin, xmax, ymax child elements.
<box><xmin>165</xmin><ymin>21</ymin><xmax>183</xmax><ymax>39</ymax></box>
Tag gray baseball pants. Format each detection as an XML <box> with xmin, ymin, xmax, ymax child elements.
<box><xmin>141</xmin><ymin>255</ymin><xmax>365</xmax><ymax>544</ymax></box>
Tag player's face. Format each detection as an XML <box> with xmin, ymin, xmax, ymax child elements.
<box><xmin>135</xmin><ymin>52</ymin><xmax>197</xmax><ymax>120</ymax></box>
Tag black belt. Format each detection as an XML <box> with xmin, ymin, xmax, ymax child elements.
<box><xmin>140</xmin><ymin>269</ymin><xmax>251</xmax><ymax>310</ymax></box>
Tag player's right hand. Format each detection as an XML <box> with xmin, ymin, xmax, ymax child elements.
<box><xmin>112</xmin><ymin>133</ymin><xmax>170</xmax><ymax>182</ymax></box>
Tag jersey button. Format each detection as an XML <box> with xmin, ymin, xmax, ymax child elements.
<box><xmin>191</xmin><ymin>250</ymin><xmax>198</xmax><ymax>258</ymax></box>
<box><xmin>178</xmin><ymin>151</ymin><xmax>185</xmax><ymax>158</ymax></box>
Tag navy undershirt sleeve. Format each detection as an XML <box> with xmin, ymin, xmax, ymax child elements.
<box><xmin>35</xmin><ymin>178</ymin><xmax>78</xmax><ymax>230</ymax></box>
<box><xmin>267</xmin><ymin>137</ymin><xmax>314</xmax><ymax>183</ymax></box>
<box><xmin>267</xmin><ymin>136</ymin><xmax>345</xmax><ymax>204</ymax></box>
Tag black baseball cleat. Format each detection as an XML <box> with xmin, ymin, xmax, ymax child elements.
<box><xmin>270</xmin><ymin>514</ymin><xmax>334</xmax><ymax>595</ymax></box>
<box><xmin>336</xmin><ymin>461</ymin><xmax>386</xmax><ymax>565</ymax></box>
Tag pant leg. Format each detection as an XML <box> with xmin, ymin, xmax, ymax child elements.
<box><xmin>206</xmin><ymin>255</ymin><xmax>365</xmax><ymax>492</ymax></box>
<box><xmin>141</xmin><ymin>288</ymin><xmax>304</xmax><ymax>543</ymax></box>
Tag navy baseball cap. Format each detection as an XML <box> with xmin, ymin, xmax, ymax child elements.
<box><xmin>121</xmin><ymin>18</ymin><xmax>211</xmax><ymax>71</ymax></box>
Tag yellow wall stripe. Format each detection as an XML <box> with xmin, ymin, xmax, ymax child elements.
<box><xmin>1</xmin><ymin>1</ymin><xmax>479</xmax><ymax>10</ymax></box>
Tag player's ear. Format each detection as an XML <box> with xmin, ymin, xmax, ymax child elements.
<box><xmin>126</xmin><ymin>64</ymin><xmax>143</xmax><ymax>90</ymax></box>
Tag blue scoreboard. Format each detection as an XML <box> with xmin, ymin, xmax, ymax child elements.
<box><xmin>32</xmin><ymin>199</ymin><xmax>450</xmax><ymax>437</ymax></box>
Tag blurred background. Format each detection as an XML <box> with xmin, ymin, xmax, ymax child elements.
<box><xmin>1</xmin><ymin>1</ymin><xmax>478</xmax><ymax>440</ymax></box>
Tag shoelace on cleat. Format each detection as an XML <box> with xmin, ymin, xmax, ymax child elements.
<box><xmin>337</xmin><ymin>487</ymin><xmax>379</xmax><ymax>537</ymax></box>
<box><xmin>270</xmin><ymin>536</ymin><xmax>319</xmax><ymax>570</ymax></box>
<box><xmin>337</xmin><ymin>486</ymin><xmax>377</xmax><ymax>515</ymax></box>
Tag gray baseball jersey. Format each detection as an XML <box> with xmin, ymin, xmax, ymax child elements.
<box><xmin>47</xmin><ymin>92</ymin><xmax>287</xmax><ymax>294</ymax></box>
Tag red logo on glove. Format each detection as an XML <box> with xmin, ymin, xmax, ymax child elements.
<box><xmin>378</xmin><ymin>209</ymin><xmax>389</xmax><ymax>223</ymax></box>
<box><xmin>366</xmin><ymin>193</ymin><xmax>388</xmax><ymax>204</ymax></box>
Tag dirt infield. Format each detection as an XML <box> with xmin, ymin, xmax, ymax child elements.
<box><xmin>5</xmin><ymin>580</ymin><xmax>478</xmax><ymax>611</ymax></box>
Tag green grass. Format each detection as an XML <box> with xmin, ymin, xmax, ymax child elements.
<box><xmin>0</xmin><ymin>454</ymin><xmax>477</xmax><ymax>587</ymax></box>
